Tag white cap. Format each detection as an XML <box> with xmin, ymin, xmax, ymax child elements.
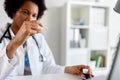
<box><xmin>83</xmin><ymin>69</ymin><xmax>88</xmax><ymax>74</ymax></box>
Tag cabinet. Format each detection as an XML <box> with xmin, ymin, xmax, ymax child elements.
<box><xmin>60</xmin><ymin>1</ymin><xmax>110</xmax><ymax>76</ymax></box>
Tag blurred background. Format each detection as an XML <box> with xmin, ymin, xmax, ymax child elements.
<box><xmin>0</xmin><ymin>0</ymin><xmax>120</xmax><ymax>76</ymax></box>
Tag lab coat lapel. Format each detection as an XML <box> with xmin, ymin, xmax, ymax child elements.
<box><xmin>17</xmin><ymin>46</ymin><xmax>25</xmax><ymax>75</ymax></box>
<box><xmin>27</xmin><ymin>38</ymin><xmax>40</xmax><ymax>75</ymax></box>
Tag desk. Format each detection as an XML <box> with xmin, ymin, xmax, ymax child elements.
<box><xmin>12</xmin><ymin>73</ymin><xmax>81</xmax><ymax>80</ymax></box>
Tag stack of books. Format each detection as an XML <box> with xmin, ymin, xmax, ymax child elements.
<box><xmin>95</xmin><ymin>55</ymin><xmax>105</xmax><ymax>67</ymax></box>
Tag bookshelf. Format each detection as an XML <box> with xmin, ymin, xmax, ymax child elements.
<box><xmin>60</xmin><ymin>1</ymin><xmax>110</xmax><ymax>76</ymax></box>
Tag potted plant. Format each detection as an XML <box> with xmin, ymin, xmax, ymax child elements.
<box><xmin>89</xmin><ymin>55</ymin><xmax>96</xmax><ymax>69</ymax></box>
<box><xmin>90</xmin><ymin>55</ymin><xmax>96</xmax><ymax>61</ymax></box>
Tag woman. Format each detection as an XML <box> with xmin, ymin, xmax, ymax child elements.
<box><xmin>0</xmin><ymin>0</ymin><xmax>94</xmax><ymax>80</ymax></box>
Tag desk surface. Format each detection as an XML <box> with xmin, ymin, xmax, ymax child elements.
<box><xmin>12</xmin><ymin>73</ymin><xmax>81</xmax><ymax>80</ymax></box>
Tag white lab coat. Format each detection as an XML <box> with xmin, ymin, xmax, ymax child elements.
<box><xmin>0</xmin><ymin>24</ymin><xmax>64</xmax><ymax>80</ymax></box>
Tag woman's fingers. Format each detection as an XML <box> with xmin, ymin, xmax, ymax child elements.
<box><xmin>70</xmin><ymin>65</ymin><xmax>94</xmax><ymax>78</ymax></box>
<box><xmin>31</xmin><ymin>24</ymin><xmax>43</xmax><ymax>32</ymax></box>
<box><xmin>29</xmin><ymin>21</ymin><xmax>43</xmax><ymax>33</ymax></box>
<box><xmin>14</xmin><ymin>20</ymin><xmax>43</xmax><ymax>46</ymax></box>
<box><xmin>29</xmin><ymin>29</ymin><xmax>41</xmax><ymax>36</ymax></box>
<box><xmin>29</xmin><ymin>20</ymin><xmax>43</xmax><ymax>27</ymax></box>
<box><xmin>22</xmin><ymin>20</ymin><xmax>43</xmax><ymax>36</ymax></box>
<box><xmin>81</xmin><ymin>65</ymin><xmax>94</xmax><ymax>78</ymax></box>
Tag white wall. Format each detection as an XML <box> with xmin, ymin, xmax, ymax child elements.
<box><xmin>41</xmin><ymin>0</ymin><xmax>69</xmax><ymax>64</ymax></box>
<box><xmin>41</xmin><ymin>8</ymin><xmax>62</xmax><ymax>64</ymax></box>
<box><xmin>0</xmin><ymin>0</ymin><xmax>12</xmax><ymax>27</ymax></box>
<box><xmin>109</xmin><ymin>0</ymin><xmax>120</xmax><ymax>47</ymax></box>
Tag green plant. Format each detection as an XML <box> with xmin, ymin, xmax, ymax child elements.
<box><xmin>90</xmin><ymin>55</ymin><xmax>96</xmax><ymax>61</ymax></box>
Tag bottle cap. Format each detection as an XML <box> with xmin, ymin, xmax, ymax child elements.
<box><xmin>83</xmin><ymin>69</ymin><xmax>88</xmax><ymax>74</ymax></box>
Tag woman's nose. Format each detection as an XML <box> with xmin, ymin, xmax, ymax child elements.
<box><xmin>25</xmin><ymin>15</ymin><xmax>33</xmax><ymax>21</ymax></box>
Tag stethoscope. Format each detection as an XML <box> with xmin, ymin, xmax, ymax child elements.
<box><xmin>0</xmin><ymin>25</ymin><xmax>46</xmax><ymax>62</ymax></box>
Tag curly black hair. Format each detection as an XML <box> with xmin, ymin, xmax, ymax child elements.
<box><xmin>4</xmin><ymin>0</ymin><xmax>47</xmax><ymax>19</ymax></box>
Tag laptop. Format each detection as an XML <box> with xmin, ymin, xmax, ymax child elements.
<box><xmin>91</xmin><ymin>37</ymin><xmax>120</xmax><ymax>80</ymax></box>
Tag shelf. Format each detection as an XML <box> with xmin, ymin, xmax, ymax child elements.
<box><xmin>68</xmin><ymin>1</ymin><xmax>110</xmax><ymax>7</ymax></box>
<box><xmin>68</xmin><ymin>48</ymin><xmax>89</xmax><ymax>54</ymax></box>
<box><xmin>70</xmin><ymin>2</ymin><xmax>109</xmax><ymax>27</ymax></box>
<box><xmin>93</xmin><ymin>67</ymin><xmax>107</xmax><ymax>71</ymax></box>
<box><xmin>70</xmin><ymin>25</ymin><xmax>89</xmax><ymax>29</ymax></box>
<box><xmin>89</xmin><ymin>26</ymin><xmax>108</xmax><ymax>29</ymax></box>
<box><xmin>90</xmin><ymin>48</ymin><xmax>108</xmax><ymax>50</ymax></box>
<box><xmin>90</xmin><ymin>50</ymin><xmax>108</xmax><ymax>55</ymax></box>
<box><xmin>69</xmin><ymin>48</ymin><xmax>88</xmax><ymax>51</ymax></box>
<box><xmin>61</xmin><ymin>1</ymin><xmax>110</xmax><ymax>76</ymax></box>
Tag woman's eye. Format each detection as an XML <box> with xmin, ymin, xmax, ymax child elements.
<box><xmin>33</xmin><ymin>14</ymin><xmax>37</xmax><ymax>18</ymax></box>
<box><xmin>22</xmin><ymin>10</ymin><xmax>29</xmax><ymax>15</ymax></box>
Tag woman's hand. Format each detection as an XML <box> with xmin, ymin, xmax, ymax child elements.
<box><xmin>6</xmin><ymin>20</ymin><xmax>43</xmax><ymax>59</ymax></box>
<box><xmin>14</xmin><ymin>20</ymin><xmax>43</xmax><ymax>46</ymax></box>
<box><xmin>64</xmin><ymin>65</ymin><xmax>94</xmax><ymax>78</ymax></box>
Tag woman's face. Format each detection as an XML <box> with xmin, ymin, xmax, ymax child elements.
<box><xmin>12</xmin><ymin>1</ymin><xmax>39</xmax><ymax>29</ymax></box>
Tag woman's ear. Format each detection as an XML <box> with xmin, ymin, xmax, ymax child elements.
<box><xmin>12</xmin><ymin>13</ymin><xmax>15</xmax><ymax>18</ymax></box>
